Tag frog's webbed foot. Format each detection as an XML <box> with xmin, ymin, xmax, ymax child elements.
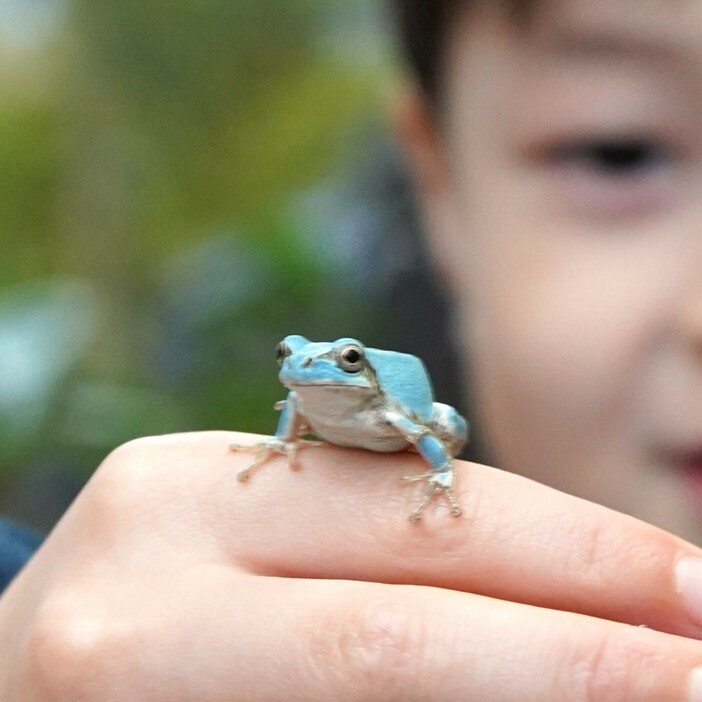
<box><xmin>229</xmin><ymin>439</ymin><xmax>285</xmax><ymax>482</ymax></box>
<box><xmin>229</xmin><ymin>437</ymin><xmax>323</xmax><ymax>482</ymax></box>
<box><xmin>402</xmin><ymin>467</ymin><xmax>463</xmax><ymax>523</ymax></box>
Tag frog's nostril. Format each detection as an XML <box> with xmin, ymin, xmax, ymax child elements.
<box><xmin>302</xmin><ymin>357</ymin><xmax>313</xmax><ymax>368</ymax></box>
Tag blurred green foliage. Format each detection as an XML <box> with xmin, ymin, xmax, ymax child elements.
<box><xmin>0</xmin><ymin>0</ymin><xmax>394</xmax><ymax>525</ymax></box>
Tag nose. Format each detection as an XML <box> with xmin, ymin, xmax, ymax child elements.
<box><xmin>302</xmin><ymin>357</ymin><xmax>313</xmax><ymax>368</ymax></box>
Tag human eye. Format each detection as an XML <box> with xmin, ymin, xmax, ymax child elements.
<box><xmin>545</xmin><ymin>136</ymin><xmax>678</xmax><ymax>178</ymax></box>
<box><xmin>530</xmin><ymin>133</ymin><xmax>685</xmax><ymax>219</ymax></box>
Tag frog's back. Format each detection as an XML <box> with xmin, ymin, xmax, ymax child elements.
<box><xmin>365</xmin><ymin>348</ymin><xmax>434</xmax><ymax>422</ymax></box>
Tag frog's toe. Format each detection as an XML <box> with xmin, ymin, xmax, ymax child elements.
<box><xmin>236</xmin><ymin>467</ymin><xmax>254</xmax><ymax>483</ymax></box>
<box><xmin>231</xmin><ymin>438</ymin><xmax>323</xmax><ymax>482</ymax></box>
<box><xmin>407</xmin><ymin>483</ymin><xmax>439</xmax><ymax>522</ymax></box>
<box><xmin>444</xmin><ymin>487</ymin><xmax>464</xmax><ymax>517</ymax></box>
<box><xmin>285</xmin><ymin>442</ymin><xmax>301</xmax><ymax>470</ymax></box>
<box><xmin>229</xmin><ymin>438</ymin><xmax>284</xmax><ymax>453</ymax></box>
<box><xmin>232</xmin><ymin>440</ymin><xmax>285</xmax><ymax>482</ymax></box>
<box><xmin>405</xmin><ymin>469</ymin><xmax>463</xmax><ymax>522</ymax></box>
<box><xmin>408</xmin><ymin>487</ymin><xmax>464</xmax><ymax>522</ymax></box>
<box><xmin>401</xmin><ymin>471</ymin><xmax>435</xmax><ymax>483</ymax></box>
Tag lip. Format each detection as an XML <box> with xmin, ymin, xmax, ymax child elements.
<box><xmin>667</xmin><ymin>446</ymin><xmax>702</xmax><ymax>510</ymax></box>
<box><xmin>670</xmin><ymin>446</ymin><xmax>702</xmax><ymax>473</ymax></box>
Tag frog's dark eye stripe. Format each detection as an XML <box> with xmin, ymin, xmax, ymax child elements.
<box><xmin>275</xmin><ymin>342</ymin><xmax>292</xmax><ymax>366</ymax></box>
<box><xmin>338</xmin><ymin>345</ymin><xmax>364</xmax><ymax>373</ymax></box>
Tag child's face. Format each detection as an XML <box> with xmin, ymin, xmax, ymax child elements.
<box><xmin>411</xmin><ymin>0</ymin><xmax>702</xmax><ymax>541</ymax></box>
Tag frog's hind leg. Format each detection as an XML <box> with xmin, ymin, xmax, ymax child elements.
<box><xmin>430</xmin><ymin>402</ymin><xmax>469</xmax><ymax>456</ymax></box>
<box><xmin>384</xmin><ymin>410</ymin><xmax>464</xmax><ymax>521</ymax></box>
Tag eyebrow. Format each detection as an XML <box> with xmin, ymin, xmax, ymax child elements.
<box><xmin>552</xmin><ymin>27</ymin><xmax>692</xmax><ymax>67</ymax></box>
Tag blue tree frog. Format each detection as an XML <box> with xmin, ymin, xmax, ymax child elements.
<box><xmin>230</xmin><ymin>335</ymin><xmax>469</xmax><ymax>523</ymax></box>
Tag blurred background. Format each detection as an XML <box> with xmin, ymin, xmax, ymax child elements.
<box><xmin>0</xmin><ymin>0</ymin><xmax>468</xmax><ymax>533</ymax></box>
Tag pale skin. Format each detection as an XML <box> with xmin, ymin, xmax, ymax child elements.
<box><xmin>3</xmin><ymin>432</ymin><xmax>702</xmax><ymax>700</ymax></box>
<box><xmin>4</xmin><ymin>1</ymin><xmax>702</xmax><ymax>700</ymax></box>
<box><xmin>412</xmin><ymin>0</ymin><xmax>702</xmax><ymax>543</ymax></box>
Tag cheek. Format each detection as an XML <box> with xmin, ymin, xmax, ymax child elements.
<box><xmin>451</xmin><ymin>215</ymin><xmax>677</xmax><ymax>484</ymax></box>
<box><xmin>466</xmin><ymin>250</ymin><xmax>624</xmax><ymax>472</ymax></box>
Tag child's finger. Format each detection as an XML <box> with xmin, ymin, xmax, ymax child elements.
<box><xmin>27</xmin><ymin>571</ymin><xmax>702</xmax><ymax>702</ymax></box>
<box><xmin>89</xmin><ymin>432</ymin><xmax>702</xmax><ymax>642</ymax></box>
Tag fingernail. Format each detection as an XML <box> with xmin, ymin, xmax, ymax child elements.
<box><xmin>677</xmin><ymin>558</ymin><xmax>702</xmax><ymax>627</ymax></box>
<box><xmin>689</xmin><ymin>666</ymin><xmax>702</xmax><ymax>702</ymax></box>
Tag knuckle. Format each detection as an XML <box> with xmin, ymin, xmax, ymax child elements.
<box><xmin>99</xmin><ymin>435</ymin><xmax>166</xmax><ymax>481</ymax></box>
<box><xmin>564</xmin><ymin>514</ymin><xmax>616</xmax><ymax>582</ymax></box>
<box><xmin>313</xmin><ymin>594</ymin><xmax>429</xmax><ymax>701</ymax></box>
<box><xmin>565</xmin><ymin>513</ymin><xmax>669</xmax><ymax>591</ymax></box>
<box><xmin>22</xmin><ymin>591</ymin><xmax>131</xmax><ymax>700</ymax></box>
<box><xmin>567</xmin><ymin>630</ymin><xmax>660</xmax><ymax>702</ymax></box>
<box><xmin>87</xmin><ymin>436</ymin><xmax>172</xmax><ymax>516</ymax></box>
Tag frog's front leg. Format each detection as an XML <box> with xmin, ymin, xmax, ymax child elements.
<box><xmin>229</xmin><ymin>391</ymin><xmax>318</xmax><ymax>482</ymax></box>
<box><xmin>383</xmin><ymin>410</ymin><xmax>463</xmax><ymax>523</ymax></box>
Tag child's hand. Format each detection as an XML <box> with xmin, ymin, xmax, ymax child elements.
<box><xmin>2</xmin><ymin>431</ymin><xmax>702</xmax><ymax>701</ymax></box>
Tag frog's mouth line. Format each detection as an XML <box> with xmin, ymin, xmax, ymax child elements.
<box><xmin>289</xmin><ymin>383</ymin><xmax>367</xmax><ymax>390</ymax></box>
<box><xmin>284</xmin><ymin>381</ymin><xmax>371</xmax><ymax>389</ymax></box>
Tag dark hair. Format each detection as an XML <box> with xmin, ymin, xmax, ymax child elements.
<box><xmin>391</xmin><ymin>1</ymin><xmax>532</xmax><ymax>106</ymax></box>
<box><xmin>391</xmin><ymin>0</ymin><xmax>462</xmax><ymax>105</ymax></box>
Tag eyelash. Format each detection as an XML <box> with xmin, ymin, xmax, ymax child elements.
<box><xmin>525</xmin><ymin>133</ymin><xmax>689</xmax><ymax>217</ymax></box>
<box><xmin>544</xmin><ymin>136</ymin><xmax>678</xmax><ymax>177</ymax></box>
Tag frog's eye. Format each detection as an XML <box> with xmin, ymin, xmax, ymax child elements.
<box><xmin>275</xmin><ymin>341</ymin><xmax>292</xmax><ymax>366</ymax></box>
<box><xmin>338</xmin><ymin>345</ymin><xmax>364</xmax><ymax>373</ymax></box>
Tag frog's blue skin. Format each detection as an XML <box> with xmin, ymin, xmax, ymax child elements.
<box><xmin>230</xmin><ymin>335</ymin><xmax>469</xmax><ymax>523</ymax></box>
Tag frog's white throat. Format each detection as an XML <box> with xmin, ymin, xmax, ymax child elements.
<box><xmin>288</xmin><ymin>382</ymin><xmax>401</xmax><ymax>450</ymax></box>
<box><xmin>288</xmin><ymin>383</ymin><xmax>377</xmax><ymax>418</ymax></box>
